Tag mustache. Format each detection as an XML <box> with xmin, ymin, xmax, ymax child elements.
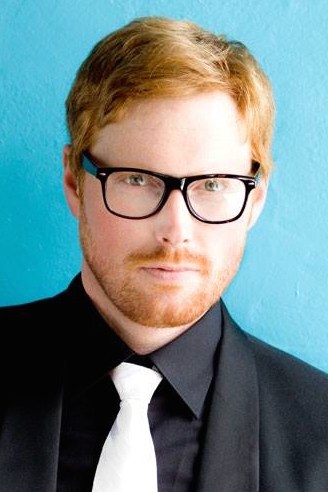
<box><xmin>127</xmin><ymin>247</ymin><xmax>211</xmax><ymax>270</ymax></box>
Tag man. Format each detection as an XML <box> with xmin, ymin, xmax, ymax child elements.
<box><xmin>1</xmin><ymin>15</ymin><xmax>328</xmax><ymax>492</ymax></box>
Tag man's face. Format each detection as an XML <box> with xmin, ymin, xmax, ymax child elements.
<box><xmin>64</xmin><ymin>92</ymin><xmax>267</xmax><ymax>331</ymax></box>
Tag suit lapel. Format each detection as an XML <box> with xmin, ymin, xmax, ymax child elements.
<box><xmin>196</xmin><ymin>303</ymin><xmax>260</xmax><ymax>492</ymax></box>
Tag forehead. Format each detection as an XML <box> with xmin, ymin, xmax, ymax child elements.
<box><xmin>91</xmin><ymin>92</ymin><xmax>251</xmax><ymax>175</ymax></box>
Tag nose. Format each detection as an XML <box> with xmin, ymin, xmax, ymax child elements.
<box><xmin>153</xmin><ymin>190</ymin><xmax>193</xmax><ymax>247</ymax></box>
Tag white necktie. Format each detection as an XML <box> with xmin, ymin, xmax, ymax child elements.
<box><xmin>92</xmin><ymin>362</ymin><xmax>163</xmax><ymax>492</ymax></box>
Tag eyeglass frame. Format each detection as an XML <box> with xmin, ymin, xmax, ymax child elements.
<box><xmin>81</xmin><ymin>152</ymin><xmax>261</xmax><ymax>224</ymax></box>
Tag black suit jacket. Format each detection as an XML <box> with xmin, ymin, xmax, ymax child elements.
<box><xmin>1</xmin><ymin>277</ymin><xmax>328</xmax><ymax>491</ymax></box>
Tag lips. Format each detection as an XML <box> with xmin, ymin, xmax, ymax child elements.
<box><xmin>127</xmin><ymin>249</ymin><xmax>210</xmax><ymax>276</ymax></box>
<box><xmin>140</xmin><ymin>263</ymin><xmax>200</xmax><ymax>282</ymax></box>
<box><xmin>143</xmin><ymin>263</ymin><xmax>199</xmax><ymax>272</ymax></box>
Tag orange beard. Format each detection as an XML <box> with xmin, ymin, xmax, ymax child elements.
<box><xmin>79</xmin><ymin>211</ymin><xmax>245</xmax><ymax>328</ymax></box>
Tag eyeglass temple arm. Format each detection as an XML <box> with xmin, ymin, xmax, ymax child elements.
<box><xmin>82</xmin><ymin>154</ymin><xmax>98</xmax><ymax>177</ymax></box>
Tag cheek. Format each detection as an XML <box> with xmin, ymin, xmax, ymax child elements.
<box><xmin>82</xmin><ymin>192</ymin><xmax>148</xmax><ymax>257</ymax></box>
<box><xmin>205</xmin><ymin>221</ymin><xmax>249</xmax><ymax>265</ymax></box>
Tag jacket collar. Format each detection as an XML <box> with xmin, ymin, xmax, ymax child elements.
<box><xmin>196</xmin><ymin>302</ymin><xmax>259</xmax><ymax>492</ymax></box>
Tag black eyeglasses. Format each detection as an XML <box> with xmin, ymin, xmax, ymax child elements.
<box><xmin>82</xmin><ymin>152</ymin><xmax>261</xmax><ymax>224</ymax></box>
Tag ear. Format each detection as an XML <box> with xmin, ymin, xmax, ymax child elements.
<box><xmin>247</xmin><ymin>176</ymin><xmax>269</xmax><ymax>230</ymax></box>
<box><xmin>63</xmin><ymin>144</ymin><xmax>80</xmax><ymax>219</ymax></box>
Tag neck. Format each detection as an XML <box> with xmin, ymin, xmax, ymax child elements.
<box><xmin>81</xmin><ymin>272</ymin><xmax>194</xmax><ymax>354</ymax></box>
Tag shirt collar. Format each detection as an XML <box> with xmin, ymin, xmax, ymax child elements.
<box><xmin>150</xmin><ymin>303</ymin><xmax>222</xmax><ymax>418</ymax></box>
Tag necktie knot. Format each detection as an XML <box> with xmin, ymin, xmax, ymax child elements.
<box><xmin>111</xmin><ymin>362</ymin><xmax>163</xmax><ymax>404</ymax></box>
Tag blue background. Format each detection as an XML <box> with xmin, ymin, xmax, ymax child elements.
<box><xmin>1</xmin><ymin>1</ymin><xmax>328</xmax><ymax>373</ymax></box>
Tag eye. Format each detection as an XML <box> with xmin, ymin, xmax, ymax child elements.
<box><xmin>125</xmin><ymin>173</ymin><xmax>148</xmax><ymax>186</ymax></box>
<box><xmin>204</xmin><ymin>179</ymin><xmax>225</xmax><ymax>192</ymax></box>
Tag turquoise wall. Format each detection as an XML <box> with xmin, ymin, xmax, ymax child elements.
<box><xmin>1</xmin><ymin>1</ymin><xmax>328</xmax><ymax>372</ymax></box>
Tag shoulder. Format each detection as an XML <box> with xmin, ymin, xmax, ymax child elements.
<box><xmin>0</xmin><ymin>289</ymin><xmax>69</xmax><ymax>335</ymax></box>
<box><xmin>221</xmin><ymin>301</ymin><xmax>328</xmax><ymax>419</ymax></box>
<box><xmin>243</xmin><ymin>325</ymin><xmax>328</xmax><ymax>395</ymax></box>
<box><xmin>221</xmin><ymin>300</ymin><xmax>328</xmax><ymax>386</ymax></box>
<box><xmin>0</xmin><ymin>274</ymin><xmax>82</xmax><ymax>329</ymax></box>
<box><xmin>0</xmin><ymin>277</ymin><xmax>83</xmax><ymax>369</ymax></box>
